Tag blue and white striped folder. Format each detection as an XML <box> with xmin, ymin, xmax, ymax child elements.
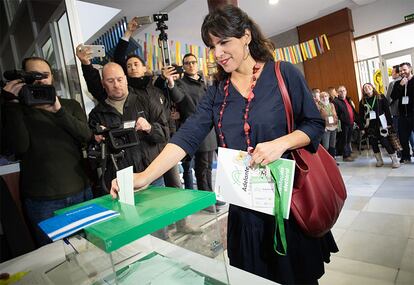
<box><xmin>38</xmin><ymin>204</ymin><xmax>119</xmax><ymax>241</ymax></box>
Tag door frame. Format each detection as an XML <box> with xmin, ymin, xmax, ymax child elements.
<box><xmin>380</xmin><ymin>48</ymin><xmax>414</xmax><ymax>92</ymax></box>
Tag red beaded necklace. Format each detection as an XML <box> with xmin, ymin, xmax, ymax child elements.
<box><xmin>217</xmin><ymin>63</ymin><xmax>262</xmax><ymax>150</ymax></box>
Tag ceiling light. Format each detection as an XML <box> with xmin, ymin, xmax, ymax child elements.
<box><xmin>269</xmin><ymin>0</ymin><xmax>279</xmax><ymax>4</ymax></box>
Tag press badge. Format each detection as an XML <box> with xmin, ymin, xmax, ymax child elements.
<box><xmin>369</xmin><ymin>111</ymin><xmax>376</xmax><ymax>120</ymax></box>
<box><xmin>402</xmin><ymin>96</ymin><xmax>409</xmax><ymax>105</ymax></box>
<box><xmin>327</xmin><ymin>116</ymin><xmax>334</xmax><ymax>124</ymax></box>
<box><xmin>123</xmin><ymin>120</ymin><xmax>135</xmax><ymax>129</ymax></box>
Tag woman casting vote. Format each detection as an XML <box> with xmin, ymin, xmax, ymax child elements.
<box><xmin>110</xmin><ymin>5</ymin><xmax>338</xmax><ymax>284</ymax></box>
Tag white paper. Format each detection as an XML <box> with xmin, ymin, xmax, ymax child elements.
<box><xmin>379</xmin><ymin>114</ymin><xmax>388</xmax><ymax>129</ymax></box>
<box><xmin>369</xmin><ymin>110</ymin><xmax>376</xmax><ymax>120</ymax></box>
<box><xmin>116</xmin><ymin>166</ymin><xmax>135</xmax><ymax>205</ymax></box>
<box><xmin>123</xmin><ymin>120</ymin><xmax>135</xmax><ymax>129</ymax></box>
<box><xmin>215</xmin><ymin>147</ymin><xmax>295</xmax><ymax>218</ymax></box>
<box><xmin>402</xmin><ymin>96</ymin><xmax>409</xmax><ymax>105</ymax></box>
<box><xmin>214</xmin><ymin>147</ymin><xmax>275</xmax><ymax>216</ymax></box>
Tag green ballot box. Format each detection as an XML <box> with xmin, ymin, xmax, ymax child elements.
<box><xmin>45</xmin><ymin>186</ymin><xmax>230</xmax><ymax>285</ymax></box>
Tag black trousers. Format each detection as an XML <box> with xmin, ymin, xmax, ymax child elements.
<box><xmin>398</xmin><ymin>116</ymin><xmax>414</xmax><ymax>160</ymax></box>
<box><xmin>194</xmin><ymin>151</ymin><xmax>214</xmax><ymax>192</ymax></box>
<box><xmin>337</xmin><ymin>124</ymin><xmax>353</xmax><ymax>158</ymax></box>
<box><xmin>163</xmin><ymin>165</ymin><xmax>182</xmax><ymax>188</ymax></box>
<box><xmin>369</xmin><ymin>135</ymin><xmax>394</xmax><ymax>154</ymax></box>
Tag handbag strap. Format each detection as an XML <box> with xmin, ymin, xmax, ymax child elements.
<box><xmin>275</xmin><ymin>61</ymin><xmax>294</xmax><ymax>134</ymax></box>
<box><xmin>270</xmin><ymin>61</ymin><xmax>294</xmax><ymax>256</ymax></box>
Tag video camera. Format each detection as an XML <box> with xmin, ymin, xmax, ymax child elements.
<box><xmin>2</xmin><ymin>70</ymin><xmax>56</xmax><ymax>106</ymax></box>
<box><xmin>153</xmin><ymin>13</ymin><xmax>168</xmax><ymax>22</ymax></box>
<box><xmin>153</xmin><ymin>13</ymin><xmax>171</xmax><ymax>66</ymax></box>
<box><xmin>88</xmin><ymin>123</ymin><xmax>140</xmax><ymax>193</ymax></box>
<box><xmin>94</xmin><ymin>124</ymin><xmax>139</xmax><ymax>151</ymax></box>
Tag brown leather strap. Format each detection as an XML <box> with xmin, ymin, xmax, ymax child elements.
<box><xmin>274</xmin><ymin>61</ymin><xmax>294</xmax><ymax>133</ymax></box>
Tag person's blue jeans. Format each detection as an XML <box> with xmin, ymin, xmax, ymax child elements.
<box><xmin>24</xmin><ymin>188</ymin><xmax>93</xmax><ymax>247</ymax></box>
<box><xmin>150</xmin><ymin>177</ymin><xmax>165</xmax><ymax>187</ymax></box>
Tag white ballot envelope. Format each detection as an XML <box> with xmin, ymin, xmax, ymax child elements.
<box><xmin>214</xmin><ymin>147</ymin><xmax>295</xmax><ymax>218</ymax></box>
<box><xmin>116</xmin><ymin>166</ymin><xmax>135</xmax><ymax>205</ymax></box>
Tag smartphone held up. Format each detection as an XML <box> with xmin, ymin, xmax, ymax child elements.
<box><xmin>79</xmin><ymin>44</ymin><xmax>106</xmax><ymax>58</ymax></box>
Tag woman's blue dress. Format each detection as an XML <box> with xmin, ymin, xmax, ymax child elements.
<box><xmin>171</xmin><ymin>61</ymin><xmax>338</xmax><ymax>284</ymax></box>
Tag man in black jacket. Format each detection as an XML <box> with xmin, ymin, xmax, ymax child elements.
<box><xmin>76</xmin><ymin>18</ymin><xmax>182</xmax><ymax>190</ymax></box>
<box><xmin>334</xmin><ymin>86</ymin><xmax>357</xmax><ymax>162</ymax></box>
<box><xmin>166</xmin><ymin>53</ymin><xmax>224</xmax><ymax>209</ymax></box>
<box><xmin>2</xmin><ymin>57</ymin><xmax>92</xmax><ymax>246</ymax></box>
<box><xmin>89</xmin><ymin>62</ymin><xmax>169</xmax><ymax>190</ymax></box>
<box><xmin>391</xmin><ymin>62</ymin><xmax>414</xmax><ymax>163</ymax></box>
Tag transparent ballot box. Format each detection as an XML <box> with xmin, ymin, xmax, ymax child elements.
<box><xmin>45</xmin><ymin>187</ymin><xmax>230</xmax><ymax>285</ymax></box>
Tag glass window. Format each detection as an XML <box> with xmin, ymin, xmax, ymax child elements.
<box><xmin>355</xmin><ymin>36</ymin><xmax>378</xmax><ymax>60</ymax></box>
<box><xmin>358</xmin><ymin>57</ymin><xmax>380</xmax><ymax>87</ymax></box>
<box><xmin>58</xmin><ymin>12</ymin><xmax>82</xmax><ymax>103</ymax></box>
<box><xmin>4</xmin><ymin>0</ymin><xmax>21</xmax><ymax>24</ymax></box>
<box><xmin>42</xmin><ymin>37</ymin><xmax>66</xmax><ymax>97</ymax></box>
<box><xmin>378</xmin><ymin>22</ymin><xmax>414</xmax><ymax>55</ymax></box>
<box><xmin>42</xmin><ymin>37</ymin><xmax>56</xmax><ymax>69</ymax></box>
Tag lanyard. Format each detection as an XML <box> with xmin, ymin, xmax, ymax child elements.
<box><xmin>322</xmin><ymin>103</ymin><xmax>333</xmax><ymax>115</ymax></box>
<box><xmin>366</xmin><ymin>96</ymin><xmax>376</xmax><ymax>111</ymax></box>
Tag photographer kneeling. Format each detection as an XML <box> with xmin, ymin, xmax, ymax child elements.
<box><xmin>1</xmin><ymin>57</ymin><xmax>92</xmax><ymax>247</ymax></box>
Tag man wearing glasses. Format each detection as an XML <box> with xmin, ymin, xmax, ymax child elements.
<box><xmin>166</xmin><ymin>53</ymin><xmax>224</xmax><ymax>211</ymax></box>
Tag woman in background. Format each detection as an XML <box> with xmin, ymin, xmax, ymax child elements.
<box><xmin>359</xmin><ymin>83</ymin><xmax>400</xmax><ymax>168</ymax></box>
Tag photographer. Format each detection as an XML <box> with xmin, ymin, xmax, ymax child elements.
<box><xmin>88</xmin><ymin>62</ymin><xmax>169</xmax><ymax>190</ymax></box>
<box><xmin>76</xmin><ymin>18</ymin><xmax>181</xmax><ymax>190</ymax></box>
<box><xmin>1</xmin><ymin>57</ymin><xmax>92</xmax><ymax>247</ymax></box>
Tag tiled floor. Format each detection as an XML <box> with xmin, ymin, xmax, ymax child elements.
<box><xmin>183</xmin><ymin>150</ymin><xmax>414</xmax><ymax>284</ymax></box>
<box><xmin>321</xmin><ymin>150</ymin><xmax>414</xmax><ymax>285</ymax></box>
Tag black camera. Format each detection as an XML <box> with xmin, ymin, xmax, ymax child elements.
<box><xmin>152</xmin><ymin>13</ymin><xmax>171</xmax><ymax>66</ymax></box>
<box><xmin>173</xmin><ymin>65</ymin><xmax>184</xmax><ymax>75</ymax></box>
<box><xmin>93</xmin><ymin>124</ymin><xmax>139</xmax><ymax>151</ymax></box>
<box><xmin>153</xmin><ymin>13</ymin><xmax>168</xmax><ymax>22</ymax></box>
<box><xmin>88</xmin><ymin>123</ymin><xmax>140</xmax><ymax>193</ymax></box>
<box><xmin>2</xmin><ymin>70</ymin><xmax>56</xmax><ymax>106</ymax></box>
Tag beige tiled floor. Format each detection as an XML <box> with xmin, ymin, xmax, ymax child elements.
<box><xmin>320</xmin><ymin>150</ymin><xmax>414</xmax><ymax>285</ymax></box>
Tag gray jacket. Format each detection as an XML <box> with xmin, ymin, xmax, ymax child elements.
<box><xmin>386</xmin><ymin>78</ymin><xmax>400</xmax><ymax>117</ymax></box>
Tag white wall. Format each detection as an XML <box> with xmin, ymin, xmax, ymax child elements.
<box><xmin>352</xmin><ymin>0</ymin><xmax>414</xmax><ymax>38</ymax></box>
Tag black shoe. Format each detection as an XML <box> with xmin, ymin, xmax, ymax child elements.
<box><xmin>343</xmin><ymin>156</ymin><xmax>355</xmax><ymax>162</ymax></box>
<box><xmin>215</xmin><ymin>200</ymin><xmax>226</xmax><ymax>207</ymax></box>
<box><xmin>400</xmin><ymin>158</ymin><xmax>411</xmax><ymax>164</ymax></box>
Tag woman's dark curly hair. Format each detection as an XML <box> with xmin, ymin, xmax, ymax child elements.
<box><xmin>201</xmin><ymin>5</ymin><xmax>274</xmax><ymax>81</ymax></box>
